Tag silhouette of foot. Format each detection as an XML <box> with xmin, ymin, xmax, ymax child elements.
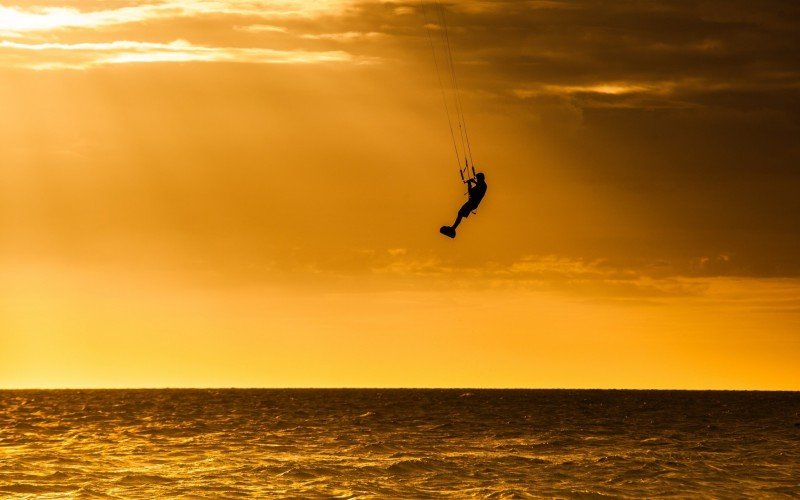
<box><xmin>439</xmin><ymin>226</ymin><xmax>456</xmax><ymax>238</ymax></box>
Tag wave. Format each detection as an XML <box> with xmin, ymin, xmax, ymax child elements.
<box><xmin>386</xmin><ymin>458</ymin><xmax>449</xmax><ymax>474</ymax></box>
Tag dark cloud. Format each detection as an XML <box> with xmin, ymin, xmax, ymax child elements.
<box><xmin>370</xmin><ymin>0</ymin><xmax>800</xmax><ymax>277</ymax></box>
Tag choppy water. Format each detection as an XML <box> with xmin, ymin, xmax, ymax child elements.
<box><xmin>1</xmin><ymin>389</ymin><xmax>799</xmax><ymax>498</ymax></box>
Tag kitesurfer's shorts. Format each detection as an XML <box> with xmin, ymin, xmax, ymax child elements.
<box><xmin>458</xmin><ymin>201</ymin><xmax>477</xmax><ymax>218</ymax></box>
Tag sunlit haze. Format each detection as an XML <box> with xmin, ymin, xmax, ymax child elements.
<box><xmin>2</xmin><ymin>0</ymin><xmax>799</xmax><ymax>389</ymax></box>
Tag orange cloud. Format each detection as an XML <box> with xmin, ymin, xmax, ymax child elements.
<box><xmin>0</xmin><ymin>1</ymin><xmax>353</xmax><ymax>35</ymax></box>
<box><xmin>0</xmin><ymin>39</ymin><xmax>354</xmax><ymax>69</ymax></box>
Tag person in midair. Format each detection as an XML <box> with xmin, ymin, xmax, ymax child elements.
<box><xmin>440</xmin><ymin>172</ymin><xmax>487</xmax><ymax>238</ymax></box>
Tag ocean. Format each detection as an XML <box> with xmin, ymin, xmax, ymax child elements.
<box><xmin>1</xmin><ymin>389</ymin><xmax>798</xmax><ymax>497</ymax></box>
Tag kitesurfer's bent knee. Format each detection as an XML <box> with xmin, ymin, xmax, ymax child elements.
<box><xmin>458</xmin><ymin>201</ymin><xmax>475</xmax><ymax>218</ymax></box>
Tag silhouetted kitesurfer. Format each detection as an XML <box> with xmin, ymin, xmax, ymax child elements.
<box><xmin>440</xmin><ymin>172</ymin><xmax>487</xmax><ymax>238</ymax></box>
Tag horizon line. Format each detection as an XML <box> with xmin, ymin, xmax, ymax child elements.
<box><xmin>2</xmin><ymin>386</ymin><xmax>798</xmax><ymax>392</ymax></box>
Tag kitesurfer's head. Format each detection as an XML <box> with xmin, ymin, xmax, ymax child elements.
<box><xmin>476</xmin><ymin>172</ymin><xmax>485</xmax><ymax>181</ymax></box>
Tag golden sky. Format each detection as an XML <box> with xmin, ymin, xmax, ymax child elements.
<box><xmin>2</xmin><ymin>0</ymin><xmax>799</xmax><ymax>389</ymax></box>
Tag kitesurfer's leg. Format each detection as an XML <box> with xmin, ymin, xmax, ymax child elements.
<box><xmin>453</xmin><ymin>202</ymin><xmax>473</xmax><ymax>229</ymax></box>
